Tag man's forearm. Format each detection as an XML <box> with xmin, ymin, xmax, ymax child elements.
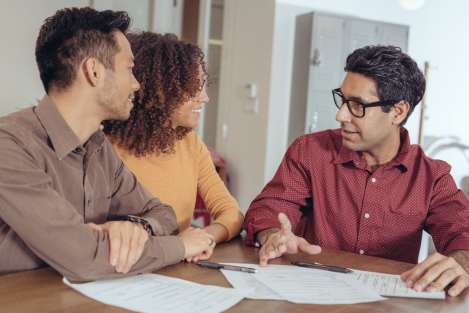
<box><xmin>68</xmin><ymin>232</ymin><xmax>184</xmax><ymax>282</ymax></box>
<box><xmin>450</xmin><ymin>250</ymin><xmax>469</xmax><ymax>273</ymax></box>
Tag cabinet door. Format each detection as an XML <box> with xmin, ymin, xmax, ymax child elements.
<box><xmin>377</xmin><ymin>23</ymin><xmax>409</xmax><ymax>52</ymax></box>
<box><xmin>306</xmin><ymin>14</ymin><xmax>345</xmax><ymax>133</ymax></box>
<box><xmin>343</xmin><ymin>18</ymin><xmax>379</xmax><ymax>56</ymax></box>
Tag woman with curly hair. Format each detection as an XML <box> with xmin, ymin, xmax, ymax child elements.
<box><xmin>103</xmin><ymin>32</ymin><xmax>243</xmax><ymax>260</ymax></box>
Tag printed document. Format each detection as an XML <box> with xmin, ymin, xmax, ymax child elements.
<box><xmin>222</xmin><ymin>263</ymin><xmax>384</xmax><ymax>304</ymax></box>
<box><xmin>64</xmin><ymin>273</ymin><xmax>244</xmax><ymax>313</ymax></box>
<box><xmin>340</xmin><ymin>269</ymin><xmax>445</xmax><ymax>299</ymax></box>
<box><xmin>222</xmin><ymin>263</ymin><xmax>445</xmax><ymax>303</ymax></box>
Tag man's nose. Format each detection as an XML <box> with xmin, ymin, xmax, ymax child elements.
<box><xmin>336</xmin><ymin>103</ymin><xmax>351</xmax><ymax>123</ymax></box>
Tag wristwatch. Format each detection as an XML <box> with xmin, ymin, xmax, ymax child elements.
<box><xmin>123</xmin><ymin>215</ymin><xmax>155</xmax><ymax>236</ymax></box>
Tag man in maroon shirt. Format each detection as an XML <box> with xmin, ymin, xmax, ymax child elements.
<box><xmin>244</xmin><ymin>45</ymin><xmax>469</xmax><ymax>296</ymax></box>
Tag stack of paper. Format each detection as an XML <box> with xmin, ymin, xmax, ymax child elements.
<box><xmin>221</xmin><ymin>263</ymin><xmax>384</xmax><ymax>304</ymax></box>
<box><xmin>64</xmin><ymin>263</ymin><xmax>445</xmax><ymax>312</ymax></box>
<box><xmin>221</xmin><ymin>263</ymin><xmax>445</xmax><ymax>303</ymax></box>
<box><xmin>64</xmin><ymin>274</ymin><xmax>245</xmax><ymax>313</ymax></box>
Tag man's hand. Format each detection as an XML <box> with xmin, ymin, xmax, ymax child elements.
<box><xmin>401</xmin><ymin>252</ymin><xmax>469</xmax><ymax>296</ymax></box>
<box><xmin>88</xmin><ymin>221</ymin><xmax>148</xmax><ymax>274</ymax></box>
<box><xmin>257</xmin><ymin>213</ymin><xmax>321</xmax><ymax>266</ymax></box>
<box><xmin>178</xmin><ymin>228</ymin><xmax>215</xmax><ymax>261</ymax></box>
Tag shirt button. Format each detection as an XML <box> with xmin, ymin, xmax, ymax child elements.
<box><xmin>364</xmin><ymin>213</ymin><xmax>370</xmax><ymax>219</ymax></box>
<box><xmin>73</xmin><ymin>147</ymin><xmax>84</xmax><ymax>154</ymax></box>
<box><xmin>371</xmin><ymin>177</ymin><xmax>377</xmax><ymax>183</ymax></box>
<box><xmin>359</xmin><ymin>249</ymin><xmax>365</xmax><ymax>255</ymax></box>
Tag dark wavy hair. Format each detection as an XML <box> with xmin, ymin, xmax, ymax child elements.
<box><xmin>36</xmin><ymin>7</ymin><xmax>130</xmax><ymax>93</ymax></box>
<box><xmin>344</xmin><ymin>45</ymin><xmax>425</xmax><ymax>125</ymax></box>
<box><xmin>102</xmin><ymin>32</ymin><xmax>207</xmax><ymax>157</ymax></box>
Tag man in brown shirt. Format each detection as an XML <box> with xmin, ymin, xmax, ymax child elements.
<box><xmin>0</xmin><ymin>7</ymin><xmax>214</xmax><ymax>282</ymax></box>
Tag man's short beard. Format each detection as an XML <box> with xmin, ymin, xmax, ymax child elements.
<box><xmin>98</xmin><ymin>74</ymin><xmax>127</xmax><ymax>120</ymax></box>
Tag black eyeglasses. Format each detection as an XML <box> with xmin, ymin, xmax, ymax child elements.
<box><xmin>332</xmin><ymin>88</ymin><xmax>400</xmax><ymax>118</ymax></box>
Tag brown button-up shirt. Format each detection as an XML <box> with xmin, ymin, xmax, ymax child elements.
<box><xmin>0</xmin><ymin>96</ymin><xmax>185</xmax><ymax>281</ymax></box>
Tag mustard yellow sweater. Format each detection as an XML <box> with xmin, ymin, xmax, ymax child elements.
<box><xmin>113</xmin><ymin>131</ymin><xmax>243</xmax><ymax>239</ymax></box>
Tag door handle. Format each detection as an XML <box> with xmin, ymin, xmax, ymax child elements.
<box><xmin>311</xmin><ymin>49</ymin><xmax>322</xmax><ymax>66</ymax></box>
<box><xmin>308</xmin><ymin>112</ymin><xmax>319</xmax><ymax>133</ymax></box>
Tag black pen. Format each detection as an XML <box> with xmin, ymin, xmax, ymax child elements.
<box><xmin>197</xmin><ymin>261</ymin><xmax>257</xmax><ymax>274</ymax></box>
<box><xmin>292</xmin><ymin>261</ymin><xmax>353</xmax><ymax>274</ymax></box>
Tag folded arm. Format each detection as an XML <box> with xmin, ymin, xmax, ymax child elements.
<box><xmin>0</xmin><ymin>135</ymin><xmax>184</xmax><ymax>282</ymax></box>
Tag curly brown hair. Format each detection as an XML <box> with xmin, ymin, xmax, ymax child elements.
<box><xmin>102</xmin><ymin>32</ymin><xmax>207</xmax><ymax>157</ymax></box>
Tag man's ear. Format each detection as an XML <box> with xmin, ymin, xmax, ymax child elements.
<box><xmin>392</xmin><ymin>100</ymin><xmax>410</xmax><ymax>125</ymax></box>
<box><xmin>82</xmin><ymin>57</ymin><xmax>103</xmax><ymax>87</ymax></box>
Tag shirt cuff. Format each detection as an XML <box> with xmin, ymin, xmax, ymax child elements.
<box><xmin>142</xmin><ymin>217</ymin><xmax>160</xmax><ymax>236</ymax></box>
<box><xmin>143</xmin><ymin>215</ymin><xmax>180</xmax><ymax>236</ymax></box>
<box><xmin>243</xmin><ymin>216</ymin><xmax>281</xmax><ymax>246</ymax></box>
<box><xmin>442</xmin><ymin>237</ymin><xmax>469</xmax><ymax>256</ymax></box>
<box><xmin>151</xmin><ymin>236</ymin><xmax>185</xmax><ymax>265</ymax></box>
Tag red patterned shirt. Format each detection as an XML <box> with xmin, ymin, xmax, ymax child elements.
<box><xmin>244</xmin><ymin>128</ymin><xmax>469</xmax><ymax>263</ymax></box>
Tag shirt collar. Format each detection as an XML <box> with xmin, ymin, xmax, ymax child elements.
<box><xmin>333</xmin><ymin>129</ymin><xmax>361</xmax><ymax>167</ymax></box>
<box><xmin>35</xmin><ymin>96</ymin><xmax>105</xmax><ymax>160</ymax></box>
<box><xmin>390</xmin><ymin>127</ymin><xmax>412</xmax><ymax>171</ymax></box>
<box><xmin>333</xmin><ymin>127</ymin><xmax>412</xmax><ymax>172</ymax></box>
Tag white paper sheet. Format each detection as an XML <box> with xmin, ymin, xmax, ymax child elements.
<box><xmin>221</xmin><ymin>263</ymin><xmax>384</xmax><ymax>304</ymax></box>
<box><xmin>338</xmin><ymin>269</ymin><xmax>446</xmax><ymax>299</ymax></box>
<box><xmin>220</xmin><ymin>264</ymin><xmax>284</xmax><ymax>300</ymax></box>
<box><xmin>64</xmin><ymin>273</ymin><xmax>245</xmax><ymax>313</ymax></box>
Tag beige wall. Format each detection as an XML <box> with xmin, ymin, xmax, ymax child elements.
<box><xmin>0</xmin><ymin>0</ymin><xmax>90</xmax><ymax>116</ymax></box>
<box><xmin>0</xmin><ymin>0</ymin><xmax>180</xmax><ymax>117</ymax></box>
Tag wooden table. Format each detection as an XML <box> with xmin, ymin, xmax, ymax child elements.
<box><xmin>1</xmin><ymin>239</ymin><xmax>468</xmax><ymax>312</ymax></box>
